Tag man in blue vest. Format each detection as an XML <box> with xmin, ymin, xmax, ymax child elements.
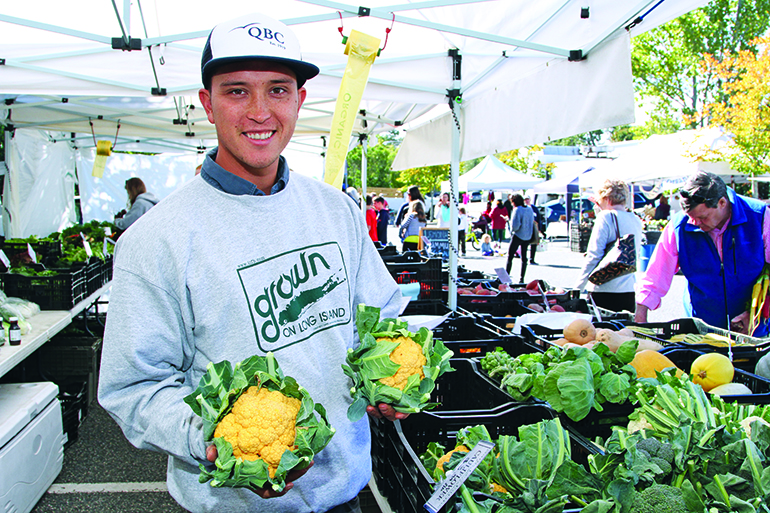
<box><xmin>635</xmin><ymin>171</ymin><xmax>770</xmax><ymax>336</ymax></box>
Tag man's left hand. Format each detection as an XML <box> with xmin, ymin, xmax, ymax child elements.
<box><xmin>730</xmin><ymin>311</ymin><xmax>750</xmax><ymax>334</ymax></box>
<box><xmin>367</xmin><ymin>403</ymin><xmax>410</xmax><ymax>422</ymax></box>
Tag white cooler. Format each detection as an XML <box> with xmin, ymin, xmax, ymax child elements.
<box><xmin>0</xmin><ymin>382</ymin><xmax>65</xmax><ymax>513</ymax></box>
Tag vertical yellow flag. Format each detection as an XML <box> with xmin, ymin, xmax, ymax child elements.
<box><xmin>92</xmin><ymin>140</ymin><xmax>112</xmax><ymax>178</ymax></box>
<box><xmin>324</xmin><ymin>30</ymin><xmax>381</xmax><ymax>189</ymax></box>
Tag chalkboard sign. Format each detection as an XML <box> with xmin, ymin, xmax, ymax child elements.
<box><xmin>419</xmin><ymin>227</ymin><xmax>450</xmax><ymax>261</ymax></box>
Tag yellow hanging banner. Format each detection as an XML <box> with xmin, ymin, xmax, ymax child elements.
<box><xmin>92</xmin><ymin>140</ymin><xmax>112</xmax><ymax>178</ymax></box>
<box><xmin>324</xmin><ymin>30</ymin><xmax>380</xmax><ymax>190</ymax></box>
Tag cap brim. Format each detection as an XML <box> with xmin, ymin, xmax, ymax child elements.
<box><xmin>202</xmin><ymin>56</ymin><xmax>319</xmax><ymax>87</ymax></box>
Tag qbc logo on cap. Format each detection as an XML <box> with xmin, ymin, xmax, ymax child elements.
<box><xmin>233</xmin><ymin>23</ymin><xmax>286</xmax><ymax>49</ymax></box>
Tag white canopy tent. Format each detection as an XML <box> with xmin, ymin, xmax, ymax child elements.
<box><xmin>0</xmin><ymin>0</ymin><xmax>710</xmax><ymax>308</ymax></box>
<box><xmin>441</xmin><ymin>155</ymin><xmax>543</xmax><ymax>192</ymax></box>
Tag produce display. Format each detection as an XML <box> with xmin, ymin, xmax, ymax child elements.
<box><xmin>420</xmin><ymin>368</ymin><xmax>770</xmax><ymax>512</ymax></box>
<box><xmin>183</xmin><ymin>352</ymin><xmax>335</xmax><ymax>493</ymax></box>
<box><xmin>342</xmin><ymin>304</ymin><xmax>454</xmax><ymax>421</ymax></box>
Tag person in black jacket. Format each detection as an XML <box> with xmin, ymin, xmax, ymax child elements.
<box><xmin>395</xmin><ymin>186</ymin><xmax>425</xmax><ymax>227</ymax></box>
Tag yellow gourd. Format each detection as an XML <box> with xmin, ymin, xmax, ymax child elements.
<box><xmin>563</xmin><ymin>319</ymin><xmax>596</xmax><ymax>345</ymax></box>
<box><xmin>690</xmin><ymin>353</ymin><xmax>734</xmax><ymax>392</ymax></box>
<box><xmin>629</xmin><ymin>350</ymin><xmax>682</xmax><ymax>378</ymax></box>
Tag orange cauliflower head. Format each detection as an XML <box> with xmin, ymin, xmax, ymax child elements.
<box><xmin>377</xmin><ymin>336</ymin><xmax>427</xmax><ymax>390</ymax></box>
<box><xmin>213</xmin><ymin>386</ymin><xmax>301</xmax><ymax>477</ymax></box>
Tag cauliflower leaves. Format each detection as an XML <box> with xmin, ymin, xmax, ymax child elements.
<box><xmin>184</xmin><ymin>352</ymin><xmax>335</xmax><ymax>493</ymax></box>
<box><xmin>342</xmin><ymin>304</ymin><xmax>454</xmax><ymax>421</ymax></box>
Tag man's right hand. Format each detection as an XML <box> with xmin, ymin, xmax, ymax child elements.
<box><xmin>205</xmin><ymin>445</ymin><xmax>313</xmax><ymax>498</ymax></box>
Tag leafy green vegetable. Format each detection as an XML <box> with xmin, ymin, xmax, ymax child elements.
<box><xmin>342</xmin><ymin>304</ymin><xmax>454</xmax><ymax>421</ymax></box>
<box><xmin>183</xmin><ymin>352</ymin><xmax>335</xmax><ymax>493</ymax></box>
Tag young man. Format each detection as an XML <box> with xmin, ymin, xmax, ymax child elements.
<box><xmin>98</xmin><ymin>13</ymin><xmax>404</xmax><ymax>513</ymax></box>
<box><xmin>374</xmin><ymin>195</ymin><xmax>390</xmax><ymax>245</ymax></box>
<box><xmin>636</xmin><ymin>171</ymin><xmax>770</xmax><ymax>336</ymax></box>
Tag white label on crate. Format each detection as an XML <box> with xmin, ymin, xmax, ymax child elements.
<box><xmin>494</xmin><ymin>267</ymin><xmax>512</xmax><ymax>284</ymax></box>
<box><xmin>80</xmin><ymin>232</ymin><xmax>93</xmax><ymax>258</ymax></box>
<box><xmin>423</xmin><ymin>440</ymin><xmax>495</xmax><ymax>513</ymax></box>
<box><xmin>102</xmin><ymin>237</ymin><xmax>115</xmax><ymax>257</ymax></box>
<box><xmin>0</xmin><ymin>250</ymin><xmax>9</xmax><ymax>271</ymax></box>
<box><xmin>27</xmin><ymin>243</ymin><xmax>37</xmax><ymax>263</ymax></box>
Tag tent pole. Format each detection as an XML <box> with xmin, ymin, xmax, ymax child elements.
<box><xmin>449</xmin><ymin>114</ymin><xmax>459</xmax><ymax>311</ymax></box>
<box><xmin>361</xmin><ymin>136</ymin><xmax>368</xmax><ymax>211</ymax></box>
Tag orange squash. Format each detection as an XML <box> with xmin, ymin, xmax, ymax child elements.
<box><xmin>690</xmin><ymin>353</ymin><xmax>734</xmax><ymax>392</ymax></box>
<box><xmin>563</xmin><ymin>319</ymin><xmax>595</xmax><ymax>345</ymax></box>
<box><xmin>630</xmin><ymin>350</ymin><xmax>682</xmax><ymax>378</ymax></box>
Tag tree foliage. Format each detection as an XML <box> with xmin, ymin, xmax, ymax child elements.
<box><xmin>496</xmin><ymin>146</ymin><xmax>553</xmax><ymax>179</ymax></box>
<box><xmin>700</xmin><ymin>36</ymin><xmax>770</xmax><ymax>176</ymax></box>
<box><xmin>631</xmin><ymin>0</ymin><xmax>770</xmax><ymax>129</ymax></box>
<box><xmin>344</xmin><ymin>131</ymin><xmax>400</xmax><ymax>189</ymax></box>
<box><xmin>396</xmin><ymin>163</ymin><xmax>449</xmax><ymax>196</ymax></box>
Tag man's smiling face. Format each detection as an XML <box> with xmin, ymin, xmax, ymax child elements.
<box><xmin>199</xmin><ymin>61</ymin><xmax>306</xmax><ymax>180</ymax></box>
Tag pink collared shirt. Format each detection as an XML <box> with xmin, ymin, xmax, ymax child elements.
<box><xmin>636</xmin><ymin>207</ymin><xmax>770</xmax><ymax>311</ymax></box>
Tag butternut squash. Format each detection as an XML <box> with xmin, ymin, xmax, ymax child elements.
<box><xmin>595</xmin><ymin>329</ymin><xmax>628</xmax><ymax>352</ymax></box>
<box><xmin>690</xmin><ymin>353</ymin><xmax>734</xmax><ymax>392</ymax></box>
<box><xmin>563</xmin><ymin>319</ymin><xmax>595</xmax><ymax>345</ymax></box>
<box><xmin>630</xmin><ymin>350</ymin><xmax>682</xmax><ymax>378</ymax></box>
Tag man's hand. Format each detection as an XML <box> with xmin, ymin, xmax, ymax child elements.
<box><xmin>367</xmin><ymin>403</ymin><xmax>410</xmax><ymax>422</ymax></box>
<box><xmin>634</xmin><ymin>304</ymin><xmax>649</xmax><ymax>323</ymax></box>
<box><xmin>205</xmin><ymin>445</ymin><xmax>313</xmax><ymax>498</ymax></box>
<box><xmin>730</xmin><ymin>311</ymin><xmax>750</xmax><ymax>334</ymax></box>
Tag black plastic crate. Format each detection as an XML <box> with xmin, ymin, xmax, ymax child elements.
<box><xmin>0</xmin><ymin>267</ymin><xmax>87</xmax><ymax>310</ymax></box>
<box><xmin>401</xmin><ymin>299</ymin><xmax>452</xmax><ymax>317</ymax></box>
<box><xmin>616</xmin><ymin>318</ymin><xmax>770</xmax><ymax>373</ymax></box>
<box><xmin>431</xmin><ymin>358</ymin><xmax>519</xmax><ymax>411</ymax></box>
<box><xmin>39</xmin><ymin>336</ymin><xmax>102</xmax><ymax>407</ymax></box>
<box><xmin>432</xmin><ymin>315</ymin><xmax>524</xmax><ymax>358</ymax></box>
<box><xmin>2</xmin><ymin>238</ymin><xmax>62</xmax><ymax>261</ymax></box>
<box><xmin>59</xmin><ymin>381</ymin><xmax>88</xmax><ymax>449</ymax></box>
<box><xmin>521</xmin><ymin>321</ymin><xmax>627</xmax><ymax>350</ymax></box>
<box><xmin>386</xmin><ymin>257</ymin><xmax>442</xmax><ymax>300</ymax></box>
<box><xmin>370</xmin><ymin>403</ymin><xmax>599</xmax><ymax>513</ymax></box>
<box><xmin>84</xmin><ymin>259</ymin><xmax>103</xmax><ymax>295</ymax></box>
<box><xmin>661</xmin><ymin>348</ymin><xmax>770</xmax><ymax>404</ymax></box>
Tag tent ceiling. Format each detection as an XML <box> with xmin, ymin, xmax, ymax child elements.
<box><xmin>0</xmin><ymin>0</ymin><xmax>708</xmax><ymax>155</ymax></box>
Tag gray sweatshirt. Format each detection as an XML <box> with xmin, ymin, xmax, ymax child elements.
<box><xmin>98</xmin><ymin>168</ymin><xmax>402</xmax><ymax>513</ymax></box>
<box><xmin>114</xmin><ymin>192</ymin><xmax>159</xmax><ymax>230</ymax></box>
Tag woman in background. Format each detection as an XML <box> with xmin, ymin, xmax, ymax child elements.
<box><xmin>505</xmin><ymin>194</ymin><xmax>534</xmax><ymax>283</ymax></box>
<box><xmin>114</xmin><ymin>177</ymin><xmax>159</xmax><ymax>233</ymax></box>
<box><xmin>399</xmin><ymin>200</ymin><xmax>427</xmax><ymax>252</ymax></box>
<box><xmin>574</xmin><ymin>179</ymin><xmax>643</xmax><ymax>312</ymax></box>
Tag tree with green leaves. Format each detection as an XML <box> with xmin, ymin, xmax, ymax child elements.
<box><xmin>631</xmin><ymin>0</ymin><xmax>770</xmax><ymax>130</ymax></box>
<box><xmin>344</xmin><ymin>131</ymin><xmax>400</xmax><ymax>189</ymax></box>
<box><xmin>396</xmin><ymin>163</ymin><xmax>449</xmax><ymax>197</ymax></box>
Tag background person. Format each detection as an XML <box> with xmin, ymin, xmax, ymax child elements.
<box><xmin>98</xmin><ymin>13</ymin><xmax>404</xmax><ymax>513</ymax></box>
<box><xmin>654</xmin><ymin>194</ymin><xmax>671</xmax><ymax>220</ymax></box>
<box><xmin>490</xmin><ymin>199</ymin><xmax>509</xmax><ymax>247</ymax></box>
<box><xmin>399</xmin><ymin>200</ymin><xmax>427</xmax><ymax>252</ymax></box>
<box><xmin>458</xmin><ymin>207</ymin><xmax>468</xmax><ymax>256</ymax></box>
<box><xmin>505</xmin><ymin>194</ymin><xmax>534</xmax><ymax>283</ymax></box>
<box><xmin>574</xmin><ymin>180</ymin><xmax>643</xmax><ymax>313</ymax></box>
<box><xmin>524</xmin><ymin>196</ymin><xmax>543</xmax><ymax>264</ymax></box>
<box><xmin>374</xmin><ymin>195</ymin><xmax>390</xmax><ymax>245</ymax></box>
<box><xmin>636</xmin><ymin>171</ymin><xmax>770</xmax><ymax>335</ymax></box>
<box><xmin>437</xmin><ymin>192</ymin><xmax>451</xmax><ymax>228</ymax></box>
<box><xmin>114</xmin><ymin>177</ymin><xmax>159</xmax><ymax>232</ymax></box>
<box><xmin>365</xmin><ymin>194</ymin><xmax>378</xmax><ymax>242</ymax></box>
<box><xmin>395</xmin><ymin>185</ymin><xmax>425</xmax><ymax>227</ymax></box>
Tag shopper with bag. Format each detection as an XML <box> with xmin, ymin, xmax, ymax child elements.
<box><xmin>574</xmin><ymin>180</ymin><xmax>642</xmax><ymax>312</ymax></box>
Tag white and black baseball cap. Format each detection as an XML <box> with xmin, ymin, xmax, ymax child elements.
<box><xmin>201</xmin><ymin>13</ymin><xmax>320</xmax><ymax>88</ymax></box>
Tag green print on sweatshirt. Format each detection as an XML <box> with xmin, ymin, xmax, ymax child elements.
<box><xmin>237</xmin><ymin>242</ymin><xmax>351</xmax><ymax>351</ymax></box>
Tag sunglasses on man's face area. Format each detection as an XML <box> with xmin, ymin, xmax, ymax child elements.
<box><xmin>679</xmin><ymin>189</ymin><xmax>709</xmax><ymax>204</ymax></box>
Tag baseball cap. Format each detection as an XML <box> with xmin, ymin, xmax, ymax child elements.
<box><xmin>201</xmin><ymin>13</ymin><xmax>320</xmax><ymax>88</ymax></box>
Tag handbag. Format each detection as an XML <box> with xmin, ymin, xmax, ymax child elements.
<box><xmin>588</xmin><ymin>212</ymin><xmax>636</xmax><ymax>286</ymax></box>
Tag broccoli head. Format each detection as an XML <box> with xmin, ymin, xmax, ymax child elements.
<box><xmin>635</xmin><ymin>437</ymin><xmax>675</xmax><ymax>478</ymax></box>
<box><xmin>630</xmin><ymin>484</ymin><xmax>687</xmax><ymax>513</ymax></box>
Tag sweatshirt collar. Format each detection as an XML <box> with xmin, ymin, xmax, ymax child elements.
<box><xmin>200</xmin><ymin>149</ymin><xmax>289</xmax><ymax>196</ymax></box>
